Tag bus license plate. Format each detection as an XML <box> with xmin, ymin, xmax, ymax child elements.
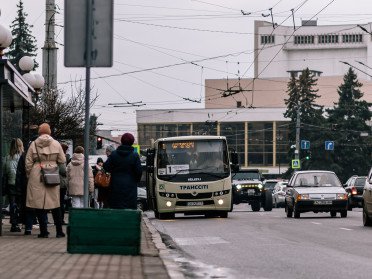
<box><xmin>187</xmin><ymin>201</ymin><xmax>203</xmax><ymax>206</ymax></box>
<box><xmin>314</xmin><ymin>200</ymin><xmax>332</xmax><ymax>205</ymax></box>
<box><xmin>247</xmin><ymin>189</ymin><xmax>255</xmax><ymax>195</ymax></box>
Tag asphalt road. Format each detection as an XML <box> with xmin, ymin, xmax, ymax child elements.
<box><xmin>147</xmin><ymin>205</ymin><xmax>372</xmax><ymax>279</ymax></box>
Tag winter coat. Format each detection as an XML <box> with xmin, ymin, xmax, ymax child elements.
<box><xmin>4</xmin><ymin>153</ymin><xmax>22</xmax><ymax>195</ymax></box>
<box><xmin>103</xmin><ymin>145</ymin><xmax>142</xmax><ymax>209</ymax></box>
<box><xmin>67</xmin><ymin>153</ymin><xmax>94</xmax><ymax>196</ymax></box>
<box><xmin>25</xmin><ymin>135</ymin><xmax>66</xmax><ymax>210</ymax></box>
<box><xmin>59</xmin><ymin>163</ymin><xmax>68</xmax><ymax>189</ymax></box>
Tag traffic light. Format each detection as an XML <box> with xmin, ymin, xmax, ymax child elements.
<box><xmin>96</xmin><ymin>137</ymin><xmax>102</xmax><ymax>149</ymax></box>
<box><xmin>304</xmin><ymin>150</ymin><xmax>311</xmax><ymax>160</ymax></box>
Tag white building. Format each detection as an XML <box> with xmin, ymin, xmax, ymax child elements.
<box><xmin>254</xmin><ymin>20</ymin><xmax>372</xmax><ymax>79</ymax></box>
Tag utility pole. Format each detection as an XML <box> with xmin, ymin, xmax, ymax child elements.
<box><xmin>42</xmin><ymin>0</ymin><xmax>58</xmax><ymax>90</ymax></box>
<box><xmin>295</xmin><ymin>103</ymin><xmax>301</xmax><ymax>160</ymax></box>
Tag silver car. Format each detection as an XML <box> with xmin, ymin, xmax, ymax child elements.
<box><xmin>272</xmin><ymin>181</ymin><xmax>288</xmax><ymax>208</ymax></box>
<box><xmin>285</xmin><ymin>171</ymin><xmax>348</xmax><ymax>218</ymax></box>
<box><xmin>363</xmin><ymin>167</ymin><xmax>372</xmax><ymax>226</ymax></box>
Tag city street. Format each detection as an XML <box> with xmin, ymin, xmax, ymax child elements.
<box><xmin>148</xmin><ymin>205</ymin><xmax>372</xmax><ymax>279</ymax></box>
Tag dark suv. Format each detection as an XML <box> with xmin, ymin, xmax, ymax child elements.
<box><xmin>232</xmin><ymin>169</ymin><xmax>272</xmax><ymax>212</ymax></box>
<box><xmin>344</xmin><ymin>175</ymin><xmax>367</xmax><ymax>210</ymax></box>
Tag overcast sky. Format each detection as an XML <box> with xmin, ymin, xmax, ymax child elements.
<box><xmin>1</xmin><ymin>0</ymin><xmax>372</xmax><ymax>135</ymax></box>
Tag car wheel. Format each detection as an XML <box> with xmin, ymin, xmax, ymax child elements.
<box><xmin>285</xmin><ymin>203</ymin><xmax>293</xmax><ymax>218</ymax></box>
<box><xmin>293</xmin><ymin>205</ymin><xmax>300</xmax><ymax>219</ymax></box>
<box><xmin>251</xmin><ymin>200</ymin><xmax>260</xmax><ymax>212</ymax></box>
<box><xmin>340</xmin><ymin>210</ymin><xmax>347</xmax><ymax>218</ymax></box>
<box><xmin>263</xmin><ymin>191</ymin><xmax>273</xmax><ymax>211</ymax></box>
<box><xmin>330</xmin><ymin>211</ymin><xmax>336</xmax><ymax>218</ymax></box>
<box><xmin>363</xmin><ymin>206</ymin><xmax>372</xmax><ymax>226</ymax></box>
<box><xmin>347</xmin><ymin>198</ymin><xmax>353</xmax><ymax>211</ymax></box>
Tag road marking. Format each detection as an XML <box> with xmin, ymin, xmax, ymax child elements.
<box><xmin>174</xmin><ymin>237</ymin><xmax>229</xmax><ymax>246</ymax></box>
<box><xmin>339</xmin><ymin>228</ymin><xmax>353</xmax><ymax>231</ymax></box>
<box><xmin>311</xmin><ymin>222</ymin><xmax>322</xmax><ymax>225</ymax></box>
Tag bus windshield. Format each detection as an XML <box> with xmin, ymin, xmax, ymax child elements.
<box><xmin>157</xmin><ymin>139</ymin><xmax>229</xmax><ymax>181</ymax></box>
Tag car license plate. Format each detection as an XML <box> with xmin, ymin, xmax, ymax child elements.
<box><xmin>247</xmin><ymin>189</ymin><xmax>255</xmax><ymax>195</ymax></box>
<box><xmin>314</xmin><ymin>200</ymin><xmax>332</xmax><ymax>205</ymax></box>
<box><xmin>187</xmin><ymin>201</ymin><xmax>203</xmax><ymax>206</ymax></box>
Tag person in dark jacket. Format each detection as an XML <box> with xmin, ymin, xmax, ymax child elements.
<box><xmin>103</xmin><ymin>133</ymin><xmax>142</xmax><ymax>209</ymax></box>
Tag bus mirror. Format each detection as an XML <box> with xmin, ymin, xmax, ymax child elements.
<box><xmin>230</xmin><ymin>152</ymin><xmax>239</xmax><ymax>165</ymax></box>
<box><xmin>146</xmin><ymin>148</ymin><xmax>155</xmax><ymax>168</ymax></box>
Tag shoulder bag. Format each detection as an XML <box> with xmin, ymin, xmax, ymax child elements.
<box><xmin>94</xmin><ymin>170</ymin><xmax>111</xmax><ymax>188</ymax></box>
<box><xmin>34</xmin><ymin>142</ymin><xmax>60</xmax><ymax>187</ymax></box>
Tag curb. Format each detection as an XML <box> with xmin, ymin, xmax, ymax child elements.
<box><xmin>142</xmin><ymin>214</ymin><xmax>185</xmax><ymax>279</ymax></box>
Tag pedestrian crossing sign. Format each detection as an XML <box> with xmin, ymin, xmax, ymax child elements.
<box><xmin>291</xmin><ymin>159</ymin><xmax>301</xmax><ymax>169</ymax></box>
<box><xmin>133</xmin><ymin>144</ymin><xmax>140</xmax><ymax>154</ymax></box>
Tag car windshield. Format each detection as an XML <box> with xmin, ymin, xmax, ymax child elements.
<box><xmin>264</xmin><ymin>181</ymin><xmax>277</xmax><ymax>190</ymax></box>
<box><xmin>294</xmin><ymin>172</ymin><xmax>342</xmax><ymax>187</ymax></box>
<box><xmin>233</xmin><ymin>172</ymin><xmax>260</xmax><ymax>180</ymax></box>
<box><xmin>157</xmin><ymin>139</ymin><xmax>229</xmax><ymax>180</ymax></box>
<box><xmin>355</xmin><ymin>177</ymin><xmax>367</xmax><ymax>186</ymax></box>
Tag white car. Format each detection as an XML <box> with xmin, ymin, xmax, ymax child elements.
<box><xmin>272</xmin><ymin>181</ymin><xmax>288</xmax><ymax>208</ymax></box>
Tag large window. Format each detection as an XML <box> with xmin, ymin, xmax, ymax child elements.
<box><xmin>248</xmin><ymin>122</ymin><xmax>273</xmax><ymax>166</ymax></box>
<box><xmin>276</xmin><ymin>122</ymin><xmax>290</xmax><ymax>167</ymax></box>
<box><xmin>342</xmin><ymin>34</ymin><xmax>363</xmax><ymax>43</ymax></box>
<box><xmin>261</xmin><ymin>35</ymin><xmax>275</xmax><ymax>45</ymax></box>
<box><xmin>294</xmin><ymin>35</ymin><xmax>314</xmax><ymax>44</ymax></box>
<box><xmin>220</xmin><ymin>123</ymin><xmax>245</xmax><ymax>166</ymax></box>
<box><xmin>192</xmin><ymin>122</ymin><xmax>217</xmax><ymax>136</ymax></box>
<box><xmin>318</xmin><ymin>34</ymin><xmax>338</xmax><ymax>44</ymax></box>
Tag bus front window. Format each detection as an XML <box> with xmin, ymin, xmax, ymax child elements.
<box><xmin>157</xmin><ymin>140</ymin><xmax>229</xmax><ymax>180</ymax></box>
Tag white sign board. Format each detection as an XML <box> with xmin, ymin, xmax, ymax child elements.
<box><xmin>64</xmin><ymin>0</ymin><xmax>113</xmax><ymax>67</ymax></box>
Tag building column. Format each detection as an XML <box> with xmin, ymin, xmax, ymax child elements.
<box><xmin>245</xmin><ymin>121</ymin><xmax>248</xmax><ymax>168</ymax></box>
<box><xmin>273</xmin><ymin>121</ymin><xmax>277</xmax><ymax>167</ymax></box>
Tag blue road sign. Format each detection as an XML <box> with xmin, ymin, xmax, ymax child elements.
<box><xmin>301</xmin><ymin>140</ymin><xmax>310</xmax><ymax>150</ymax></box>
<box><xmin>325</xmin><ymin>141</ymin><xmax>334</xmax><ymax>151</ymax></box>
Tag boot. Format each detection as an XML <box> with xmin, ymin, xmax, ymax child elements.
<box><xmin>37</xmin><ymin>210</ymin><xmax>49</xmax><ymax>238</ymax></box>
<box><xmin>56</xmin><ymin>226</ymin><xmax>65</xmax><ymax>238</ymax></box>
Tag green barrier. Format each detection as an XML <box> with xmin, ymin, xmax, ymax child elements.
<box><xmin>67</xmin><ymin>208</ymin><xmax>141</xmax><ymax>255</ymax></box>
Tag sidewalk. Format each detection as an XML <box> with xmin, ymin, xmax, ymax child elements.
<box><xmin>0</xmin><ymin>213</ymin><xmax>184</xmax><ymax>279</ymax></box>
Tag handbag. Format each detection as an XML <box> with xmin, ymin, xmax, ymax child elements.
<box><xmin>94</xmin><ymin>170</ymin><xmax>111</xmax><ymax>188</ymax></box>
<box><xmin>34</xmin><ymin>142</ymin><xmax>60</xmax><ymax>187</ymax></box>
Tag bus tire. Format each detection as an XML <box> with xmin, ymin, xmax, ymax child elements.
<box><xmin>219</xmin><ymin>211</ymin><xmax>228</xmax><ymax>218</ymax></box>
<box><xmin>159</xmin><ymin>212</ymin><xmax>175</xmax><ymax>220</ymax></box>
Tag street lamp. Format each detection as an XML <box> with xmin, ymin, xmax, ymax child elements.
<box><xmin>0</xmin><ymin>25</ymin><xmax>12</xmax><ymax>57</ymax></box>
<box><xmin>19</xmin><ymin>56</ymin><xmax>44</xmax><ymax>101</ymax></box>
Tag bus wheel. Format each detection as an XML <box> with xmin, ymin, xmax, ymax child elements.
<box><xmin>219</xmin><ymin>211</ymin><xmax>228</xmax><ymax>218</ymax></box>
<box><xmin>159</xmin><ymin>212</ymin><xmax>175</xmax><ymax>220</ymax></box>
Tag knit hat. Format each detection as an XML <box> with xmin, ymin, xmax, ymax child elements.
<box><xmin>121</xmin><ymin>133</ymin><xmax>135</xmax><ymax>146</ymax></box>
<box><xmin>74</xmin><ymin>146</ymin><xmax>84</xmax><ymax>154</ymax></box>
<box><xmin>38</xmin><ymin>123</ymin><xmax>51</xmax><ymax>136</ymax></box>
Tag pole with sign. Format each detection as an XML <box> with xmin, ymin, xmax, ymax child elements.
<box><xmin>64</xmin><ymin>0</ymin><xmax>113</xmax><ymax>207</ymax></box>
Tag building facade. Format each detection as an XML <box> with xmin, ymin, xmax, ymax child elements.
<box><xmin>254</xmin><ymin>20</ymin><xmax>372</xmax><ymax>79</ymax></box>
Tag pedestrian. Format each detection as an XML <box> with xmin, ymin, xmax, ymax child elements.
<box><xmin>15</xmin><ymin>136</ymin><xmax>38</xmax><ymax>235</ymax></box>
<box><xmin>25</xmin><ymin>123</ymin><xmax>66</xmax><ymax>238</ymax></box>
<box><xmin>105</xmin><ymin>145</ymin><xmax>115</xmax><ymax>157</ymax></box>
<box><xmin>92</xmin><ymin>157</ymin><xmax>104</xmax><ymax>208</ymax></box>
<box><xmin>103</xmin><ymin>133</ymin><xmax>142</xmax><ymax>209</ymax></box>
<box><xmin>67</xmin><ymin>146</ymin><xmax>94</xmax><ymax>208</ymax></box>
<box><xmin>5</xmin><ymin>138</ymin><xmax>24</xmax><ymax>232</ymax></box>
<box><xmin>51</xmin><ymin>143</ymin><xmax>68</xmax><ymax>226</ymax></box>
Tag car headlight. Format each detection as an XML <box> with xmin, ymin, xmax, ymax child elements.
<box><xmin>297</xmin><ymin>194</ymin><xmax>309</xmax><ymax>201</ymax></box>
<box><xmin>236</xmin><ymin>184</ymin><xmax>242</xmax><ymax>190</ymax></box>
<box><xmin>258</xmin><ymin>184</ymin><xmax>263</xmax><ymax>190</ymax></box>
<box><xmin>336</xmin><ymin>193</ymin><xmax>348</xmax><ymax>200</ymax></box>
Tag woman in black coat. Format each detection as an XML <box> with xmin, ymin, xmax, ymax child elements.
<box><xmin>103</xmin><ymin>133</ymin><xmax>142</xmax><ymax>209</ymax></box>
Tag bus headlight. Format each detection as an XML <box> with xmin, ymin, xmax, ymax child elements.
<box><xmin>166</xmin><ymin>201</ymin><xmax>172</xmax><ymax>207</ymax></box>
<box><xmin>218</xmin><ymin>199</ymin><xmax>224</xmax><ymax>205</ymax></box>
